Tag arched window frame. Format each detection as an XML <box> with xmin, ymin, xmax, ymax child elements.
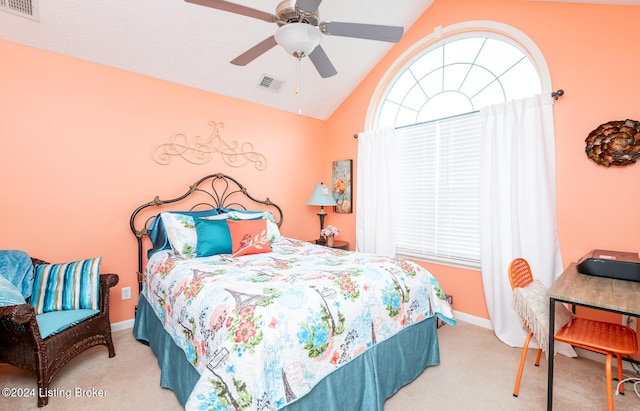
<box><xmin>366</xmin><ymin>20</ymin><xmax>552</xmax><ymax>130</ymax></box>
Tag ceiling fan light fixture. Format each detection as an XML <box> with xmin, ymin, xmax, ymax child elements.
<box><xmin>274</xmin><ymin>23</ymin><xmax>322</xmax><ymax>58</ymax></box>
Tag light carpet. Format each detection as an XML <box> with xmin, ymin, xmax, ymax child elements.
<box><xmin>1</xmin><ymin>320</ymin><xmax>639</xmax><ymax>410</ymax></box>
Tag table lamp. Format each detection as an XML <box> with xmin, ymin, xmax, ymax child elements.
<box><xmin>307</xmin><ymin>182</ymin><xmax>337</xmax><ymax>244</ymax></box>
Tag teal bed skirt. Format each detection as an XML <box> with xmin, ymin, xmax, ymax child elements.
<box><xmin>133</xmin><ymin>293</ymin><xmax>441</xmax><ymax>410</ymax></box>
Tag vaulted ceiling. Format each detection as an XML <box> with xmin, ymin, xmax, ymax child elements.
<box><xmin>1</xmin><ymin>0</ymin><xmax>636</xmax><ymax>120</ymax></box>
<box><xmin>0</xmin><ymin>0</ymin><xmax>433</xmax><ymax>120</ymax></box>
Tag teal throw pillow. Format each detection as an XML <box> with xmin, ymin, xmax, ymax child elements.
<box><xmin>195</xmin><ymin>218</ymin><xmax>232</xmax><ymax>257</ymax></box>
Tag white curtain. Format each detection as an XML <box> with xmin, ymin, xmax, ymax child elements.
<box><xmin>479</xmin><ymin>94</ymin><xmax>570</xmax><ymax>354</ymax></box>
<box><xmin>355</xmin><ymin>128</ymin><xmax>397</xmax><ymax>257</ymax></box>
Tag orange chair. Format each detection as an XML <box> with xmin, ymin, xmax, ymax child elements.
<box><xmin>508</xmin><ymin>258</ymin><xmax>638</xmax><ymax>411</ymax></box>
<box><xmin>508</xmin><ymin>258</ymin><xmax>543</xmax><ymax>397</ymax></box>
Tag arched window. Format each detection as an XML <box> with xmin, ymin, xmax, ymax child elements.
<box><xmin>369</xmin><ymin>22</ymin><xmax>549</xmax><ymax>268</ymax></box>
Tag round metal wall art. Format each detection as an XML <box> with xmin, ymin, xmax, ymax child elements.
<box><xmin>585</xmin><ymin>119</ymin><xmax>640</xmax><ymax>167</ymax></box>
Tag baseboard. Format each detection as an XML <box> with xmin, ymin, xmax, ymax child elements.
<box><xmin>452</xmin><ymin>310</ymin><xmax>493</xmax><ymax>330</ymax></box>
<box><xmin>111</xmin><ymin>318</ymin><xmax>135</xmax><ymax>332</ymax></box>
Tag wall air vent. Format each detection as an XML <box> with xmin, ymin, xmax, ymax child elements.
<box><xmin>258</xmin><ymin>74</ymin><xmax>284</xmax><ymax>94</ymax></box>
<box><xmin>0</xmin><ymin>0</ymin><xmax>39</xmax><ymax>21</ymax></box>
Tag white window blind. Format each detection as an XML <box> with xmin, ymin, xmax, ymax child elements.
<box><xmin>395</xmin><ymin>112</ymin><xmax>482</xmax><ymax>268</ymax></box>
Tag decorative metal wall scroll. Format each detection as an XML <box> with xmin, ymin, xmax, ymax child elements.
<box><xmin>585</xmin><ymin>119</ymin><xmax>640</xmax><ymax>167</ymax></box>
<box><xmin>152</xmin><ymin>121</ymin><xmax>267</xmax><ymax>170</ymax></box>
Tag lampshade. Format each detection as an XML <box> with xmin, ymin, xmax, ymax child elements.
<box><xmin>274</xmin><ymin>23</ymin><xmax>322</xmax><ymax>58</ymax></box>
<box><xmin>307</xmin><ymin>183</ymin><xmax>337</xmax><ymax>207</ymax></box>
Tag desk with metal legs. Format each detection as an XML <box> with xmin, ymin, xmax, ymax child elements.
<box><xmin>547</xmin><ymin>263</ymin><xmax>640</xmax><ymax>410</ymax></box>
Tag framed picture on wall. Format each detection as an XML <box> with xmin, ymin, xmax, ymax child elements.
<box><xmin>332</xmin><ymin>159</ymin><xmax>352</xmax><ymax>213</ymax></box>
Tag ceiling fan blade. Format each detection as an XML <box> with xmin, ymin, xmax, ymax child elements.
<box><xmin>185</xmin><ymin>0</ymin><xmax>279</xmax><ymax>23</ymax></box>
<box><xmin>321</xmin><ymin>21</ymin><xmax>404</xmax><ymax>43</ymax></box>
<box><xmin>230</xmin><ymin>36</ymin><xmax>278</xmax><ymax>66</ymax></box>
<box><xmin>308</xmin><ymin>46</ymin><xmax>337</xmax><ymax>78</ymax></box>
<box><xmin>295</xmin><ymin>0</ymin><xmax>323</xmax><ymax>14</ymax></box>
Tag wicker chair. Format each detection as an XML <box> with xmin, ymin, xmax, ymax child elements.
<box><xmin>0</xmin><ymin>258</ymin><xmax>118</xmax><ymax>407</ymax></box>
<box><xmin>509</xmin><ymin>258</ymin><xmax>638</xmax><ymax>411</ymax></box>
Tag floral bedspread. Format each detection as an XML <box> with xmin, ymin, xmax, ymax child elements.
<box><xmin>143</xmin><ymin>238</ymin><xmax>455</xmax><ymax>410</ymax></box>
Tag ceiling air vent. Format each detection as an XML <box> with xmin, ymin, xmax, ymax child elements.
<box><xmin>258</xmin><ymin>74</ymin><xmax>284</xmax><ymax>94</ymax></box>
<box><xmin>0</xmin><ymin>0</ymin><xmax>39</xmax><ymax>21</ymax></box>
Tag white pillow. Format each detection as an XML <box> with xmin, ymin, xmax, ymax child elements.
<box><xmin>160</xmin><ymin>212</ymin><xmax>199</xmax><ymax>259</ymax></box>
<box><xmin>512</xmin><ymin>280</ymin><xmax>577</xmax><ymax>357</ymax></box>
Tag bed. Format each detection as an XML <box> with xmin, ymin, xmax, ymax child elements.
<box><xmin>130</xmin><ymin>173</ymin><xmax>455</xmax><ymax>410</ymax></box>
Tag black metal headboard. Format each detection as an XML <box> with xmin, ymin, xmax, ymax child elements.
<box><xmin>129</xmin><ymin>173</ymin><xmax>283</xmax><ymax>292</ymax></box>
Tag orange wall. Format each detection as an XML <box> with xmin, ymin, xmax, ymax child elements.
<box><xmin>0</xmin><ymin>39</ymin><xmax>328</xmax><ymax>323</ymax></box>
<box><xmin>326</xmin><ymin>0</ymin><xmax>640</xmax><ymax>322</ymax></box>
<box><xmin>3</xmin><ymin>0</ymin><xmax>640</xmax><ymax>328</ymax></box>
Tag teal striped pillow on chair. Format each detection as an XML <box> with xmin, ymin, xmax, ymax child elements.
<box><xmin>31</xmin><ymin>257</ymin><xmax>101</xmax><ymax>314</ymax></box>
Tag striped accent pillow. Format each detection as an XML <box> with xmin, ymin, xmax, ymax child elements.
<box><xmin>31</xmin><ymin>257</ymin><xmax>101</xmax><ymax>314</ymax></box>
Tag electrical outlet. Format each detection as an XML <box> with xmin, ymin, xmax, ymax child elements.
<box><xmin>121</xmin><ymin>286</ymin><xmax>131</xmax><ymax>300</ymax></box>
<box><xmin>622</xmin><ymin>315</ymin><xmax>637</xmax><ymax>331</ymax></box>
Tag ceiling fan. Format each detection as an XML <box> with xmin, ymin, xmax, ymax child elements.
<box><xmin>185</xmin><ymin>0</ymin><xmax>405</xmax><ymax>78</ymax></box>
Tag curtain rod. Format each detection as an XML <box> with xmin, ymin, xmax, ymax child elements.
<box><xmin>354</xmin><ymin>89</ymin><xmax>565</xmax><ymax>139</ymax></box>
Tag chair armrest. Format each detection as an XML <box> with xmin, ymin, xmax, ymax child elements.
<box><xmin>0</xmin><ymin>303</ymin><xmax>36</xmax><ymax>325</ymax></box>
<box><xmin>98</xmin><ymin>273</ymin><xmax>119</xmax><ymax>313</ymax></box>
<box><xmin>100</xmin><ymin>273</ymin><xmax>119</xmax><ymax>289</ymax></box>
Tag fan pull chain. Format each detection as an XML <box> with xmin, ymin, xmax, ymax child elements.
<box><xmin>295</xmin><ymin>57</ymin><xmax>301</xmax><ymax>95</ymax></box>
<box><xmin>296</xmin><ymin>57</ymin><xmax>302</xmax><ymax>115</ymax></box>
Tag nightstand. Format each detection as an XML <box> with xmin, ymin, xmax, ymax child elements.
<box><xmin>312</xmin><ymin>240</ymin><xmax>349</xmax><ymax>250</ymax></box>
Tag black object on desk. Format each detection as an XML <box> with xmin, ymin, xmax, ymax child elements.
<box><xmin>576</xmin><ymin>249</ymin><xmax>640</xmax><ymax>283</ymax></box>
